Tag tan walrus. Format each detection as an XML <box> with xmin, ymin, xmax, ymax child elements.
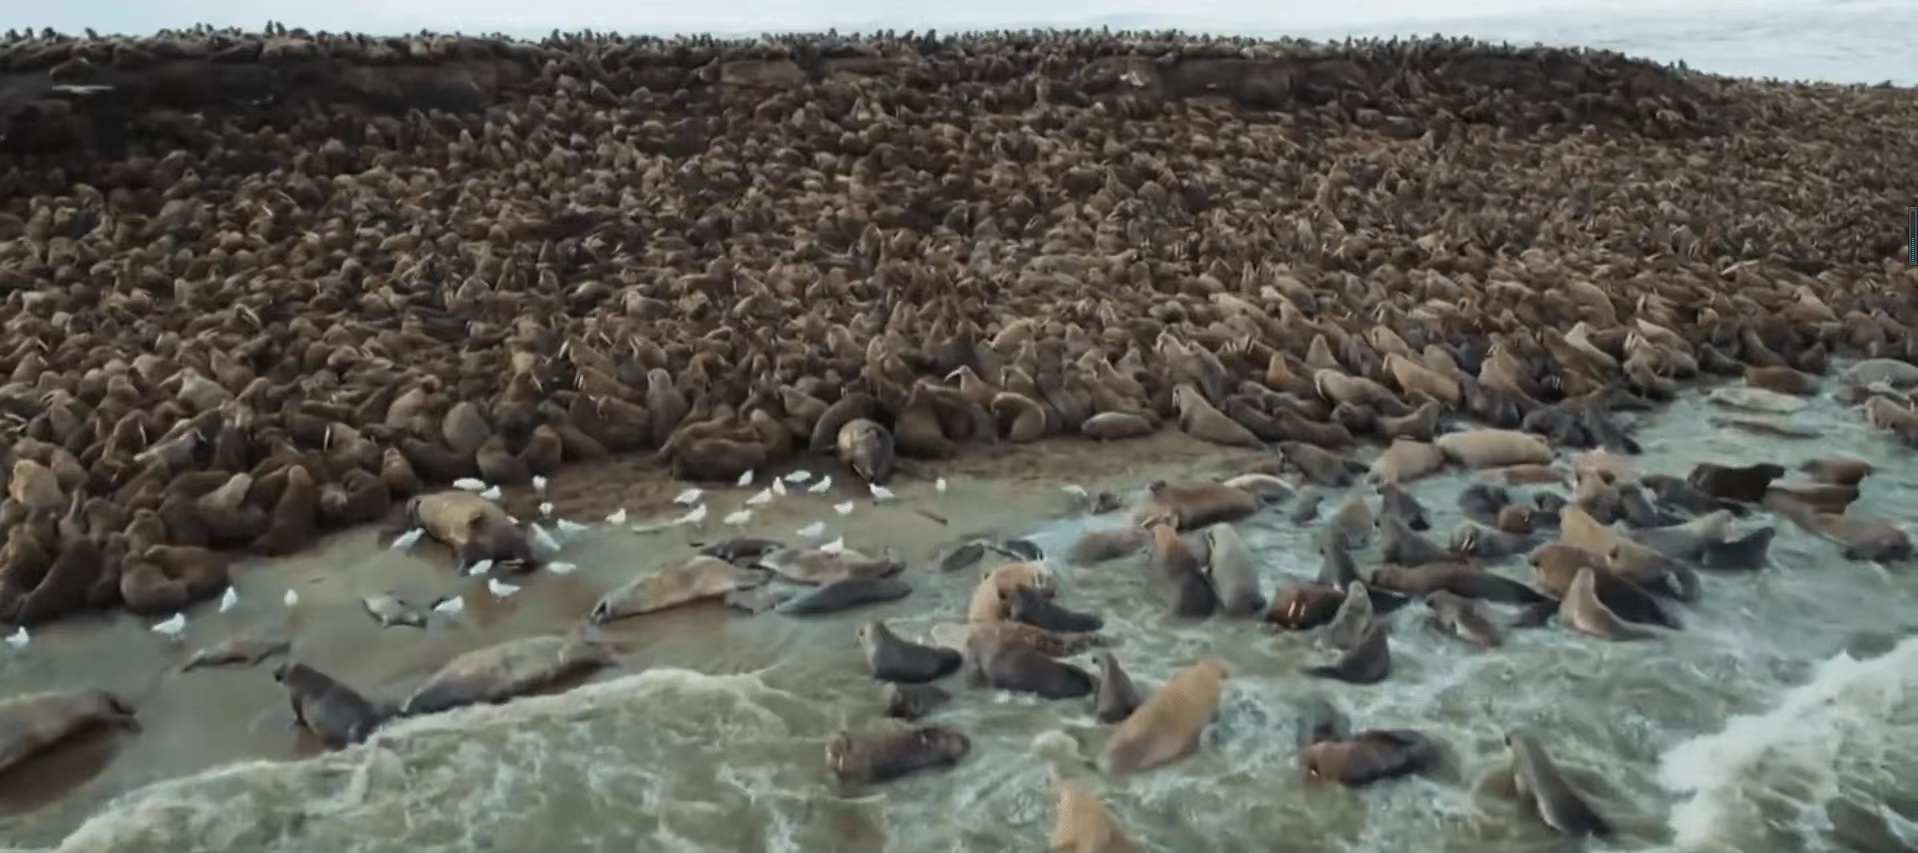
<box><xmin>1050</xmin><ymin>777</ymin><xmax>1143</xmax><ymax>852</ymax></box>
<box><xmin>400</xmin><ymin>634</ymin><xmax>618</xmax><ymax>716</ymax></box>
<box><xmin>1104</xmin><ymin>658</ymin><xmax>1227</xmax><ymax>774</ymax></box>
<box><xmin>406</xmin><ymin>490</ymin><xmax>533</xmax><ymax>569</ymax></box>
<box><xmin>1435</xmin><ymin>429</ymin><xmax>1555</xmax><ymax>469</ymax></box>
<box><xmin>967</xmin><ymin>560</ymin><xmax>1058</xmax><ymax>623</ymax></box>
<box><xmin>0</xmin><ymin>688</ymin><xmax>140</xmax><ymax>774</ymax></box>
<box><xmin>590</xmin><ymin>556</ymin><xmax>771</xmax><ymax>624</ymax></box>
<box><xmin>827</xmin><ymin>720</ymin><xmax>971</xmax><ymax>785</ymax></box>
<box><xmin>1562</xmin><ymin>568</ymin><xmax>1655</xmax><ymax>641</ymax></box>
<box><xmin>1129</xmin><ymin>479</ymin><xmax>1260</xmax><ymax>531</ymax></box>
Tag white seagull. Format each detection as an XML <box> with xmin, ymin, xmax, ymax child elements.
<box><xmin>5</xmin><ymin>626</ymin><xmax>28</xmax><ymax>650</ymax></box>
<box><xmin>391</xmin><ymin>528</ymin><xmax>425</xmax><ymax>551</ymax></box>
<box><xmin>218</xmin><ymin>587</ymin><xmax>239</xmax><ymax>613</ymax></box>
<box><xmin>736</xmin><ymin>469</ymin><xmax>755</xmax><ymax>487</ymax></box>
<box><xmin>869</xmin><ymin>483</ymin><xmax>897</xmax><ymax>502</ymax></box>
<box><xmin>605</xmin><ymin>508</ymin><xmax>628</xmax><ymax>525</ymax></box>
<box><xmin>487</xmin><ymin>578</ymin><xmax>520</xmax><ymax>598</ymax></box>
<box><xmin>834</xmin><ymin>501</ymin><xmax>855</xmax><ymax>516</ymax></box>
<box><xmin>547</xmin><ymin>561</ymin><xmax>579</xmax><ymax>575</ymax></box>
<box><xmin>533</xmin><ymin>475</ymin><xmax>549</xmax><ymax>496</ymax></box>
<box><xmin>151</xmin><ymin>612</ymin><xmax>187</xmax><ymax>639</ymax></box>
<box><xmin>785</xmin><ymin>470</ymin><xmax>814</xmax><ymax>484</ymax></box>
<box><xmin>796</xmin><ymin>521</ymin><xmax>826</xmax><ymax>539</ymax></box>
<box><xmin>674</xmin><ymin>488</ymin><xmax>704</xmax><ymax>505</ymax></box>
<box><xmin>433</xmin><ymin>596</ymin><xmax>466</xmax><ymax>616</ymax></box>
<box><xmin>808</xmin><ymin>476</ymin><xmax>833</xmax><ymax>495</ymax></box>
<box><xmin>723</xmin><ymin>508</ymin><xmax>753</xmax><ymax>526</ymax></box>
<box><xmin>453</xmin><ymin>478</ymin><xmax>487</xmax><ymax>492</ymax></box>
<box><xmin>746</xmin><ymin>488</ymin><xmax>774</xmax><ymax>507</ymax></box>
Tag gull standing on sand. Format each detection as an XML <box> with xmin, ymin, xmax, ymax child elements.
<box><xmin>936</xmin><ymin>477</ymin><xmax>948</xmax><ymax>495</ymax></box>
<box><xmin>796</xmin><ymin>521</ymin><xmax>826</xmax><ymax>539</ymax></box>
<box><xmin>785</xmin><ymin>471</ymin><xmax>813</xmax><ymax>484</ymax></box>
<box><xmin>605</xmin><ymin>508</ymin><xmax>628</xmax><ymax>525</ymax></box>
<box><xmin>772</xmin><ymin>478</ymin><xmax>788</xmax><ymax>497</ymax></box>
<box><xmin>283</xmin><ymin>589</ymin><xmax>300</xmax><ymax>608</ymax></box>
<box><xmin>676</xmin><ymin>504</ymin><xmax>708</xmax><ymax>526</ymax></box>
<box><xmin>454</xmin><ymin>478</ymin><xmax>486</xmax><ymax>492</ymax></box>
<box><xmin>433</xmin><ymin>596</ymin><xmax>465</xmax><ymax>616</ymax></box>
<box><xmin>533</xmin><ymin>475</ymin><xmax>549</xmax><ymax>496</ymax></box>
<box><xmin>870</xmin><ymin>483</ymin><xmax>896</xmax><ymax>502</ymax></box>
<box><xmin>487</xmin><ymin>578</ymin><xmax>520</xmax><ymax>598</ymax></box>
<box><xmin>557</xmin><ymin>518</ymin><xmax>588</xmax><ymax>535</ymax></box>
<box><xmin>151</xmin><ymin>613</ymin><xmax>187</xmax><ymax>639</ymax></box>
<box><xmin>724</xmin><ymin>508</ymin><xmax>753</xmax><ymax>526</ymax></box>
<box><xmin>746</xmin><ymin>488</ymin><xmax>774</xmax><ymax>507</ymax></box>
<box><xmin>529</xmin><ymin>523</ymin><xmax>561</xmax><ymax>557</ymax></box>
<box><xmin>546</xmin><ymin>561</ymin><xmax>578</xmax><ymax>575</ymax></box>
<box><xmin>675</xmin><ymin>488</ymin><xmax>704</xmax><ymax>505</ymax></box>
<box><xmin>737</xmin><ymin>470</ymin><xmax>755</xmax><ymax>487</ymax></box>
<box><xmin>821</xmin><ymin>537</ymin><xmax>846</xmax><ymax>554</ymax></box>
<box><xmin>480</xmin><ymin>485</ymin><xmax>502</xmax><ymax>501</ymax></box>
<box><xmin>219</xmin><ymin>586</ymin><xmax>240</xmax><ymax>613</ymax></box>
<box><xmin>539</xmin><ymin>501</ymin><xmax>556</xmax><ymax>518</ymax></box>
<box><xmin>834</xmin><ymin>501</ymin><xmax>855</xmax><ymax>516</ymax></box>
<box><xmin>465</xmin><ymin>559</ymin><xmax>495</xmax><ymax>577</ymax></box>
<box><xmin>5</xmin><ymin>626</ymin><xmax>27</xmax><ymax>650</ymax></box>
<box><xmin>808</xmin><ymin>476</ymin><xmax>833</xmax><ymax>495</ymax></box>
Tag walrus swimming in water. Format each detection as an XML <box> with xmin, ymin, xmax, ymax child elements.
<box><xmin>1435</xmin><ymin>429</ymin><xmax>1553</xmax><ymax>469</ymax></box>
<box><xmin>883</xmin><ymin>683</ymin><xmax>952</xmax><ymax>720</ymax></box>
<box><xmin>966</xmin><ymin>560</ymin><xmax>1057</xmax><ymax>623</ymax></box>
<box><xmin>827</xmin><ymin>720</ymin><xmax>970</xmax><ymax>785</ymax></box>
<box><xmin>1130</xmin><ymin>479</ymin><xmax>1259</xmax><ymax>530</ymax></box>
<box><xmin>1199</xmin><ymin>523</ymin><xmax>1265</xmax><ymax>617</ymax></box>
<box><xmin>1305</xmin><ymin>624</ymin><xmax>1390</xmax><ymax>685</ymax></box>
<box><xmin>860</xmin><ymin>620</ymin><xmax>962</xmax><ymax>684</ymax></box>
<box><xmin>1143</xmin><ymin>515</ymin><xmax>1219</xmax><ymax>618</ymax></box>
<box><xmin>1450</xmin><ymin>523</ymin><xmax>1541</xmax><ymax>561</ymax></box>
<box><xmin>1104</xmin><ymin>658</ymin><xmax>1227</xmax><ymax>774</ymax></box>
<box><xmin>1529</xmin><ymin>544</ymin><xmax>1679</xmax><ymax>629</ymax></box>
<box><xmin>966</xmin><ymin>625</ymin><xmax>1095</xmax><ymax>699</ymax></box>
<box><xmin>400</xmin><ymin>634</ymin><xmax>617</xmax><ymax>716</ymax></box>
<box><xmin>1049</xmin><ymin>776</ymin><xmax>1143</xmax><ymax>853</ymax></box>
<box><xmin>590</xmin><ymin>556</ymin><xmax>770</xmax><ymax>623</ymax></box>
<box><xmin>1301</xmin><ymin>728</ymin><xmax>1441</xmax><ymax>787</ymax></box>
<box><xmin>1066</xmin><ymin>527</ymin><xmax>1147</xmax><ymax>565</ymax></box>
<box><xmin>1317</xmin><ymin>533</ymin><xmax>1362</xmax><ymax>588</ymax></box>
<box><xmin>1687</xmin><ymin>462</ymin><xmax>1785</xmax><ymax>504</ymax></box>
<box><xmin>273</xmin><ymin>661</ymin><xmax>388</xmax><ymax>747</ymax></box>
<box><xmin>1458</xmin><ymin>482</ymin><xmax>1512</xmax><ymax>525</ymax></box>
<box><xmin>1009</xmin><ymin>584</ymin><xmax>1104</xmax><ymax>633</ymax></box>
<box><xmin>1799</xmin><ymin>456</ymin><xmax>1872</xmax><ymax>488</ymax></box>
<box><xmin>1561</xmin><ymin>569</ymin><xmax>1655</xmax><ymax>641</ymax></box>
<box><xmin>1698</xmin><ymin>526</ymin><xmax>1776</xmax><ymax>571</ymax></box>
<box><xmin>1325</xmin><ymin>492</ymin><xmax>1375</xmax><ymax>550</ymax></box>
<box><xmin>1377</xmin><ymin>482</ymin><xmax>1429</xmax><ymax>531</ymax></box>
<box><xmin>781</xmin><ymin>576</ymin><xmax>914</xmax><ymax>616</ymax></box>
<box><xmin>1322</xmin><ymin>581</ymin><xmax>1375</xmax><ymax>651</ymax></box>
<box><xmin>1092</xmin><ymin>650</ymin><xmax>1144</xmax><ymax>724</ymax></box>
<box><xmin>0</xmin><ymin>688</ymin><xmax>140</xmax><ymax>774</ymax></box>
<box><xmin>1371</xmin><ymin>562</ymin><xmax>1548</xmax><ymax>605</ymax></box>
<box><xmin>1505</xmin><ymin>731</ymin><xmax>1612</xmax><ymax>838</ymax></box>
<box><xmin>1425</xmin><ymin>590</ymin><xmax>1502</xmax><ymax>648</ymax></box>
<box><xmin>1627</xmin><ymin>510</ymin><xmax>1733</xmax><ymax>561</ymax></box>
<box><xmin>1379</xmin><ymin>515</ymin><xmax>1451</xmax><ymax>567</ymax></box>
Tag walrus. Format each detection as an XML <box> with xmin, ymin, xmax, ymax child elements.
<box><xmin>1067</xmin><ymin>527</ymin><xmax>1146</xmax><ymax>564</ymax></box>
<box><xmin>1627</xmin><ymin>510</ymin><xmax>1733</xmax><ymax>561</ymax></box>
<box><xmin>1295</xmin><ymin>696</ymin><xmax>1349</xmax><ymax>748</ymax></box>
<box><xmin>1130</xmin><ymin>479</ymin><xmax>1259</xmax><ymax>530</ymax></box>
<box><xmin>1279</xmin><ymin>441</ymin><xmax>1364</xmax><ymax>487</ymax></box>
<box><xmin>1767</xmin><ymin>483</ymin><xmax>1862</xmax><ymax>515</ymax></box>
<box><xmin>1450</xmin><ymin>523</ymin><xmax>1540</xmax><ymax>560</ymax></box>
<box><xmin>1322</xmin><ymin>581</ymin><xmax>1375</xmax><ymax>651</ymax></box>
<box><xmin>827</xmin><ymin>721</ymin><xmax>970</xmax><ymax>786</ymax></box>
<box><xmin>1698</xmin><ymin>526</ymin><xmax>1775</xmax><ymax>571</ymax></box>
<box><xmin>1529</xmin><ymin>544</ymin><xmax>1679</xmax><ymax>629</ymax></box>
<box><xmin>1435</xmin><ymin>429</ymin><xmax>1554</xmax><ymax>469</ymax></box>
<box><xmin>1562</xmin><ymin>569</ymin><xmax>1655</xmax><ymax>641</ymax></box>
<box><xmin>1080</xmin><ymin>411</ymin><xmax>1156</xmax><ymax>441</ymax></box>
<box><xmin>1482</xmin><ymin>463</ymin><xmax>1566</xmax><ymax>485</ymax></box>
<box><xmin>1199</xmin><ymin>523</ymin><xmax>1265</xmax><ymax>617</ymax></box>
<box><xmin>1268</xmin><ymin>581</ymin><xmax>1346</xmax><ymax>630</ymax></box>
<box><xmin>860</xmin><ymin>620</ymin><xmax>962</xmax><ymax>684</ymax></box>
<box><xmin>1842</xmin><ymin>358</ymin><xmax>1918</xmax><ymax>388</ymax></box>
<box><xmin>1799</xmin><ymin>456</ymin><xmax>1873</xmax><ymax>488</ymax></box>
<box><xmin>883</xmin><ymin>683</ymin><xmax>952</xmax><ymax>720</ymax></box>
<box><xmin>406</xmin><ymin>490</ymin><xmax>533</xmax><ymax>570</ymax></box>
<box><xmin>1103</xmin><ymin>658</ymin><xmax>1227</xmax><ymax>774</ymax></box>
<box><xmin>1425</xmin><ymin>590</ymin><xmax>1502</xmax><ymax>648</ymax></box>
<box><xmin>1143</xmin><ymin>515</ymin><xmax>1219</xmax><ymax>618</ymax></box>
<box><xmin>1640</xmin><ymin>474</ymin><xmax>1741</xmax><ymax>517</ymax></box>
<box><xmin>1092</xmin><ymin>650</ymin><xmax>1144</xmax><ymax>724</ymax></box>
<box><xmin>1326</xmin><ymin>492</ymin><xmax>1375</xmax><ymax>549</ymax></box>
<box><xmin>400</xmin><ymin>634</ymin><xmax>617</xmax><ymax>716</ymax></box>
<box><xmin>1050</xmin><ymin>777</ymin><xmax>1143</xmax><ymax>853</ymax></box>
<box><xmin>836</xmin><ymin>417</ymin><xmax>896</xmax><ymax>485</ymax></box>
<box><xmin>967</xmin><ymin>560</ymin><xmax>1058</xmax><ymax>623</ymax></box>
<box><xmin>253</xmin><ymin>464</ymin><xmax>319</xmax><ymax>557</ymax></box>
<box><xmin>1371</xmin><ymin>562</ymin><xmax>1548</xmax><ymax>605</ymax></box>
<box><xmin>1801</xmin><ymin>512</ymin><xmax>1914</xmax><ymax>562</ymax></box>
<box><xmin>1377</xmin><ymin>482</ymin><xmax>1430</xmax><ymax>532</ymax></box>
<box><xmin>781</xmin><ymin>576</ymin><xmax>913</xmax><ymax>616</ymax></box>
<box><xmin>1615</xmin><ymin>484</ymin><xmax>1678</xmax><ymax>529</ymax></box>
<box><xmin>1506</xmin><ymin>731</ymin><xmax>1613</xmax><ymax>837</ymax></box>
<box><xmin>1009</xmin><ymin>584</ymin><xmax>1104</xmax><ymax>633</ymax></box>
<box><xmin>756</xmin><ymin>546</ymin><xmax>905</xmax><ymax>586</ymax></box>
<box><xmin>1745</xmin><ymin>364</ymin><xmax>1820</xmax><ymax>397</ymax></box>
<box><xmin>474</xmin><ymin>434</ymin><xmax>530</xmax><ymax>486</ymax></box>
<box><xmin>1368</xmin><ymin>439</ymin><xmax>1445</xmax><ymax>485</ymax></box>
<box><xmin>273</xmin><ymin>661</ymin><xmax>388</xmax><ymax>747</ymax></box>
<box><xmin>1220</xmin><ymin>473</ymin><xmax>1294</xmax><ymax>506</ymax></box>
<box><xmin>179</xmin><ymin>634</ymin><xmax>292</xmax><ymax>673</ymax></box>
<box><xmin>1687</xmin><ymin>462</ymin><xmax>1785</xmax><ymax>504</ymax></box>
<box><xmin>591</xmin><ymin>556</ymin><xmax>771</xmax><ymax>623</ymax></box>
<box><xmin>0</xmin><ymin>688</ymin><xmax>140</xmax><ymax>774</ymax></box>
<box><xmin>966</xmin><ymin>625</ymin><xmax>1095</xmax><ymax>699</ymax></box>
<box><xmin>1317</xmin><ymin>534</ymin><xmax>1362</xmax><ymax>588</ymax></box>
<box><xmin>1458</xmin><ymin>482</ymin><xmax>1512</xmax><ymax>525</ymax></box>
<box><xmin>1173</xmin><ymin>384</ymin><xmax>1262</xmax><ymax>448</ymax></box>
<box><xmin>1301</xmin><ymin>728</ymin><xmax>1440</xmax><ymax>787</ymax></box>
<box><xmin>1379</xmin><ymin>515</ymin><xmax>1451</xmax><ymax>567</ymax></box>
<box><xmin>1288</xmin><ymin>488</ymin><xmax>1326</xmax><ymax>524</ymax></box>
<box><xmin>1305</xmin><ymin>624</ymin><xmax>1390</xmax><ymax>684</ymax></box>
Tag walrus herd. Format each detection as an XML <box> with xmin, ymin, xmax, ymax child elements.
<box><xmin>0</xmin><ymin>20</ymin><xmax>1913</xmax><ymax>846</ymax></box>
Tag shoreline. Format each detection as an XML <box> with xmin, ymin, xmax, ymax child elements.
<box><xmin>0</xmin><ymin>431</ymin><xmax>1266</xmax><ymax>844</ymax></box>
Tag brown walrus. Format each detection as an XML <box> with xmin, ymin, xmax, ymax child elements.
<box><xmin>1301</xmin><ymin>728</ymin><xmax>1441</xmax><ymax>787</ymax></box>
<box><xmin>1130</xmin><ymin>479</ymin><xmax>1259</xmax><ymax>531</ymax></box>
<box><xmin>1562</xmin><ymin>568</ymin><xmax>1655</xmax><ymax>641</ymax></box>
<box><xmin>1505</xmin><ymin>731</ymin><xmax>1613</xmax><ymax>838</ymax></box>
<box><xmin>1104</xmin><ymin>658</ymin><xmax>1227</xmax><ymax>774</ymax></box>
<box><xmin>826</xmin><ymin>720</ymin><xmax>971</xmax><ymax>785</ymax></box>
<box><xmin>1143</xmin><ymin>515</ymin><xmax>1219</xmax><ymax>618</ymax></box>
<box><xmin>0</xmin><ymin>688</ymin><xmax>140</xmax><ymax>774</ymax></box>
<box><xmin>1687</xmin><ymin>462</ymin><xmax>1785</xmax><ymax>504</ymax></box>
<box><xmin>836</xmin><ymin>417</ymin><xmax>896</xmax><ymax>485</ymax></box>
<box><xmin>1369</xmin><ymin>563</ymin><xmax>1548</xmax><ymax>605</ymax></box>
<box><xmin>406</xmin><ymin>490</ymin><xmax>533</xmax><ymax>570</ymax></box>
<box><xmin>966</xmin><ymin>623</ymin><xmax>1096</xmax><ymax>699</ymax></box>
<box><xmin>1050</xmin><ymin>777</ymin><xmax>1143</xmax><ymax>853</ymax></box>
<box><xmin>273</xmin><ymin>661</ymin><xmax>389</xmax><ymax>747</ymax></box>
<box><xmin>1173</xmin><ymin>384</ymin><xmax>1262</xmax><ymax>448</ymax></box>
<box><xmin>253</xmin><ymin>464</ymin><xmax>319</xmax><ymax>556</ymax></box>
<box><xmin>966</xmin><ymin>560</ymin><xmax>1057</xmax><ymax>623</ymax></box>
<box><xmin>400</xmin><ymin>634</ymin><xmax>618</xmax><ymax>716</ymax></box>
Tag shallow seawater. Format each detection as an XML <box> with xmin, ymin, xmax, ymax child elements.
<box><xmin>8</xmin><ymin>390</ymin><xmax>1918</xmax><ymax>853</ymax></box>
